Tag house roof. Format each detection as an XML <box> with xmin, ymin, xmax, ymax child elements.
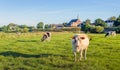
<box><xmin>105</xmin><ymin>20</ymin><xmax>115</xmax><ymax>23</ymax></box>
<box><xmin>67</xmin><ymin>19</ymin><xmax>79</xmax><ymax>26</ymax></box>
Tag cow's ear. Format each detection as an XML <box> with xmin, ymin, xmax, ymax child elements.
<box><xmin>72</xmin><ymin>36</ymin><xmax>75</xmax><ymax>39</ymax></box>
<box><xmin>80</xmin><ymin>37</ymin><xmax>85</xmax><ymax>39</ymax></box>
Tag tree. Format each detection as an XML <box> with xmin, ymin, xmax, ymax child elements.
<box><xmin>23</xmin><ymin>27</ymin><xmax>29</xmax><ymax>33</ymax></box>
<box><xmin>16</xmin><ymin>26</ymin><xmax>21</xmax><ymax>32</ymax></box>
<box><xmin>45</xmin><ymin>24</ymin><xmax>49</xmax><ymax>30</ymax></box>
<box><xmin>63</xmin><ymin>22</ymin><xmax>68</xmax><ymax>27</ymax></box>
<box><xmin>7</xmin><ymin>23</ymin><xmax>18</xmax><ymax>32</ymax></box>
<box><xmin>114</xmin><ymin>15</ymin><xmax>120</xmax><ymax>26</ymax></box>
<box><xmin>81</xmin><ymin>19</ymin><xmax>91</xmax><ymax>33</ymax></box>
<box><xmin>109</xmin><ymin>16</ymin><xmax>116</xmax><ymax>21</ymax></box>
<box><xmin>89</xmin><ymin>25</ymin><xmax>96</xmax><ymax>33</ymax></box>
<box><xmin>1</xmin><ymin>25</ymin><xmax>8</xmax><ymax>32</ymax></box>
<box><xmin>94</xmin><ymin>18</ymin><xmax>107</xmax><ymax>28</ymax></box>
<box><xmin>116</xmin><ymin>26</ymin><xmax>120</xmax><ymax>33</ymax></box>
<box><xmin>85</xmin><ymin>19</ymin><xmax>91</xmax><ymax>24</ymax></box>
<box><xmin>95</xmin><ymin>26</ymin><xmax>104</xmax><ymax>33</ymax></box>
<box><xmin>37</xmin><ymin>22</ymin><xmax>44</xmax><ymax>30</ymax></box>
<box><xmin>28</xmin><ymin>26</ymin><xmax>35</xmax><ymax>32</ymax></box>
<box><xmin>18</xmin><ymin>25</ymin><xmax>28</xmax><ymax>29</ymax></box>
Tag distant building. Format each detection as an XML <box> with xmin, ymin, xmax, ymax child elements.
<box><xmin>67</xmin><ymin>16</ymin><xmax>81</xmax><ymax>27</ymax></box>
<box><xmin>51</xmin><ymin>24</ymin><xmax>64</xmax><ymax>29</ymax></box>
<box><xmin>105</xmin><ymin>20</ymin><xmax>115</xmax><ymax>27</ymax></box>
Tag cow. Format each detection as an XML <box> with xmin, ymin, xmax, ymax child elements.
<box><xmin>105</xmin><ymin>31</ymin><xmax>116</xmax><ymax>37</ymax></box>
<box><xmin>72</xmin><ymin>34</ymin><xmax>89</xmax><ymax>61</ymax></box>
<box><xmin>41</xmin><ymin>32</ymin><xmax>51</xmax><ymax>42</ymax></box>
<box><xmin>16</xmin><ymin>32</ymin><xmax>21</xmax><ymax>36</ymax></box>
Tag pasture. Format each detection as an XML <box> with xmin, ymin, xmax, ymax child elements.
<box><xmin>0</xmin><ymin>32</ymin><xmax>120</xmax><ymax>70</ymax></box>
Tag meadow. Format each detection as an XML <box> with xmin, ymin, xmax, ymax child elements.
<box><xmin>0</xmin><ymin>32</ymin><xmax>120</xmax><ymax>70</ymax></box>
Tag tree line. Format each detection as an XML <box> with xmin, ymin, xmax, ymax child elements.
<box><xmin>0</xmin><ymin>15</ymin><xmax>120</xmax><ymax>33</ymax></box>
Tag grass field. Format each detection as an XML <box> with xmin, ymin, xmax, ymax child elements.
<box><xmin>0</xmin><ymin>32</ymin><xmax>120</xmax><ymax>70</ymax></box>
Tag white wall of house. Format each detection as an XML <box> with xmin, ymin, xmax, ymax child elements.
<box><xmin>105</xmin><ymin>20</ymin><xmax>114</xmax><ymax>27</ymax></box>
<box><xmin>107</xmin><ymin>22</ymin><xmax>114</xmax><ymax>27</ymax></box>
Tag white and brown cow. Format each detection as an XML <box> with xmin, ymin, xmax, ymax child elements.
<box><xmin>72</xmin><ymin>34</ymin><xmax>89</xmax><ymax>61</ymax></box>
<box><xmin>41</xmin><ymin>32</ymin><xmax>51</xmax><ymax>42</ymax></box>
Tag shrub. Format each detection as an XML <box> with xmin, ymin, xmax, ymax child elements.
<box><xmin>89</xmin><ymin>26</ymin><xmax>96</xmax><ymax>33</ymax></box>
<box><xmin>115</xmin><ymin>26</ymin><xmax>120</xmax><ymax>33</ymax></box>
<box><xmin>22</xmin><ymin>28</ymin><xmax>29</xmax><ymax>33</ymax></box>
<box><xmin>45</xmin><ymin>27</ymin><xmax>80</xmax><ymax>33</ymax></box>
<box><xmin>62</xmin><ymin>27</ymin><xmax>80</xmax><ymax>32</ymax></box>
<box><xmin>95</xmin><ymin>26</ymin><xmax>104</xmax><ymax>33</ymax></box>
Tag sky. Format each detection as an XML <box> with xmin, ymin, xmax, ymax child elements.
<box><xmin>0</xmin><ymin>0</ymin><xmax>120</xmax><ymax>26</ymax></box>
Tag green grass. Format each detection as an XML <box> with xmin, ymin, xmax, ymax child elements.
<box><xmin>0</xmin><ymin>32</ymin><xmax>120</xmax><ymax>70</ymax></box>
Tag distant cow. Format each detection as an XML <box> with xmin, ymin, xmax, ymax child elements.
<box><xmin>16</xmin><ymin>32</ymin><xmax>21</xmax><ymax>36</ymax></box>
<box><xmin>72</xmin><ymin>34</ymin><xmax>89</xmax><ymax>61</ymax></box>
<box><xmin>105</xmin><ymin>31</ymin><xmax>116</xmax><ymax>37</ymax></box>
<box><xmin>41</xmin><ymin>32</ymin><xmax>51</xmax><ymax>42</ymax></box>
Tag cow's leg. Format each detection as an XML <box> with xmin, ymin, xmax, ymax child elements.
<box><xmin>84</xmin><ymin>49</ymin><xmax>87</xmax><ymax>60</ymax></box>
<box><xmin>79</xmin><ymin>50</ymin><xmax>83</xmax><ymax>61</ymax></box>
<box><xmin>48</xmin><ymin>37</ymin><xmax>51</xmax><ymax>41</ymax></box>
<box><xmin>74</xmin><ymin>52</ymin><xmax>77</xmax><ymax>62</ymax></box>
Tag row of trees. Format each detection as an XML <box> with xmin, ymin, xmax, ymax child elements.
<box><xmin>81</xmin><ymin>19</ymin><xmax>106</xmax><ymax>33</ymax></box>
<box><xmin>0</xmin><ymin>22</ymin><xmax>54</xmax><ymax>33</ymax></box>
<box><xmin>81</xmin><ymin>15</ymin><xmax>120</xmax><ymax>33</ymax></box>
<box><xmin>0</xmin><ymin>23</ymin><xmax>35</xmax><ymax>33</ymax></box>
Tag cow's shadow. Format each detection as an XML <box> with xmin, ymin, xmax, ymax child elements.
<box><xmin>0</xmin><ymin>51</ymin><xmax>65</xmax><ymax>58</ymax></box>
<box><xmin>17</xmin><ymin>40</ymin><xmax>38</xmax><ymax>42</ymax></box>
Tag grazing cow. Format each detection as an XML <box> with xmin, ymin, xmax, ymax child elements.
<box><xmin>105</xmin><ymin>31</ymin><xmax>116</xmax><ymax>37</ymax></box>
<box><xmin>16</xmin><ymin>32</ymin><xmax>21</xmax><ymax>36</ymax></box>
<box><xmin>41</xmin><ymin>32</ymin><xmax>51</xmax><ymax>42</ymax></box>
<box><xmin>72</xmin><ymin>34</ymin><xmax>89</xmax><ymax>61</ymax></box>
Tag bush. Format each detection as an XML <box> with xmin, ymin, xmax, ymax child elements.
<box><xmin>44</xmin><ymin>27</ymin><xmax>80</xmax><ymax>33</ymax></box>
<box><xmin>81</xmin><ymin>25</ymin><xmax>104</xmax><ymax>33</ymax></box>
<box><xmin>115</xmin><ymin>26</ymin><xmax>120</xmax><ymax>33</ymax></box>
<box><xmin>62</xmin><ymin>27</ymin><xmax>80</xmax><ymax>32</ymax></box>
<box><xmin>95</xmin><ymin>26</ymin><xmax>104</xmax><ymax>33</ymax></box>
<box><xmin>22</xmin><ymin>28</ymin><xmax>29</xmax><ymax>33</ymax></box>
<box><xmin>89</xmin><ymin>26</ymin><xmax>96</xmax><ymax>33</ymax></box>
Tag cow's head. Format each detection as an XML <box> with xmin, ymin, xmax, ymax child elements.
<box><xmin>46</xmin><ymin>32</ymin><xmax>51</xmax><ymax>37</ymax></box>
<box><xmin>41</xmin><ymin>34</ymin><xmax>48</xmax><ymax>42</ymax></box>
<box><xmin>72</xmin><ymin>35</ymin><xmax>85</xmax><ymax>47</ymax></box>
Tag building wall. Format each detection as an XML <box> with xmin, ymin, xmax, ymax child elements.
<box><xmin>107</xmin><ymin>22</ymin><xmax>114</xmax><ymax>27</ymax></box>
<box><xmin>105</xmin><ymin>20</ymin><xmax>114</xmax><ymax>27</ymax></box>
<box><xmin>70</xmin><ymin>19</ymin><xmax>81</xmax><ymax>27</ymax></box>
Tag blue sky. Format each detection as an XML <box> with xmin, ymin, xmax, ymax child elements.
<box><xmin>0</xmin><ymin>0</ymin><xmax>120</xmax><ymax>26</ymax></box>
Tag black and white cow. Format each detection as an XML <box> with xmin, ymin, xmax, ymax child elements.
<box><xmin>105</xmin><ymin>31</ymin><xmax>116</xmax><ymax>37</ymax></box>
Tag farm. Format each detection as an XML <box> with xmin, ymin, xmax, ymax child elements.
<box><xmin>0</xmin><ymin>32</ymin><xmax>120</xmax><ymax>70</ymax></box>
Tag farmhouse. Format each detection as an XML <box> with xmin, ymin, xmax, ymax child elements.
<box><xmin>50</xmin><ymin>24</ymin><xmax>64</xmax><ymax>29</ymax></box>
<box><xmin>67</xmin><ymin>16</ymin><xmax>82</xmax><ymax>27</ymax></box>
